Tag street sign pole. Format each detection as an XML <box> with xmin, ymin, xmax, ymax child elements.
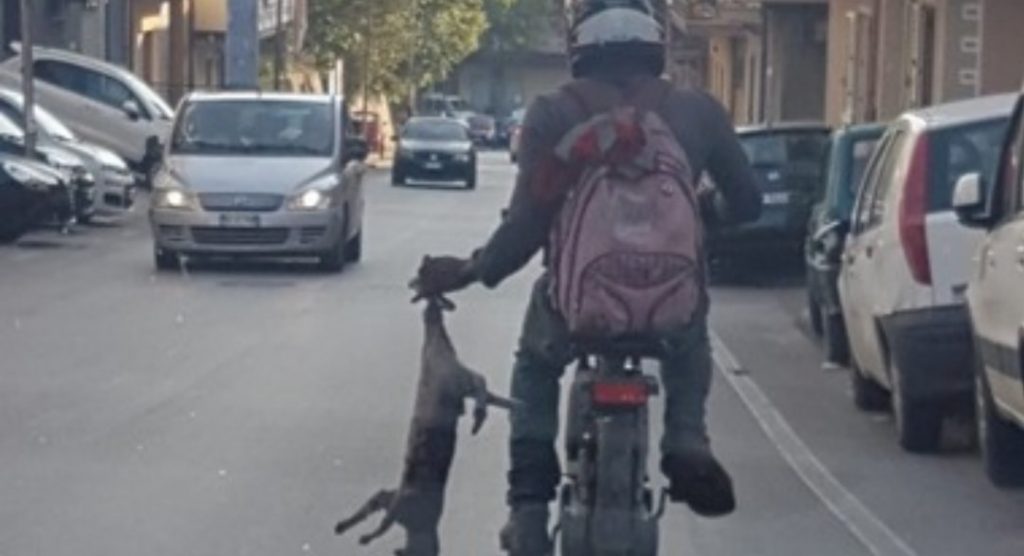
<box><xmin>19</xmin><ymin>0</ymin><xmax>36</xmax><ymax>155</ymax></box>
<box><xmin>226</xmin><ymin>0</ymin><xmax>259</xmax><ymax>89</ymax></box>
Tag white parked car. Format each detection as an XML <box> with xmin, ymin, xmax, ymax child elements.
<box><xmin>0</xmin><ymin>45</ymin><xmax>174</xmax><ymax>180</ymax></box>
<box><xmin>838</xmin><ymin>94</ymin><xmax>1014</xmax><ymax>453</ymax></box>
<box><xmin>953</xmin><ymin>92</ymin><xmax>1024</xmax><ymax>488</ymax></box>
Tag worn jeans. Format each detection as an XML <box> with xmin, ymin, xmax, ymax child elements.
<box><xmin>507</xmin><ymin>274</ymin><xmax>714</xmax><ymax>505</ymax></box>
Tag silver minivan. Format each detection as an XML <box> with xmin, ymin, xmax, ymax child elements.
<box><xmin>149</xmin><ymin>92</ymin><xmax>368</xmax><ymax>272</ymax></box>
<box><xmin>0</xmin><ymin>45</ymin><xmax>173</xmax><ymax>178</ymax></box>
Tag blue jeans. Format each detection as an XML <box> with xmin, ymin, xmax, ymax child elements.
<box><xmin>507</xmin><ymin>275</ymin><xmax>714</xmax><ymax>505</ymax></box>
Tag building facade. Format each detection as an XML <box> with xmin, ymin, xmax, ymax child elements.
<box><xmin>826</xmin><ymin>0</ymin><xmax>1024</xmax><ymax>126</ymax></box>
<box><xmin>1</xmin><ymin>0</ymin><xmax>129</xmax><ymax>62</ymax></box>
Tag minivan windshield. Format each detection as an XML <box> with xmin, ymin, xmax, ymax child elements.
<box><xmin>171</xmin><ymin>100</ymin><xmax>335</xmax><ymax>156</ymax></box>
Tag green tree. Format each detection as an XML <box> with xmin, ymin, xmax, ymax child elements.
<box><xmin>307</xmin><ymin>0</ymin><xmax>489</xmax><ymax>101</ymax></box>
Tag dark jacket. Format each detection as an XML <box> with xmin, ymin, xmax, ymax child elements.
<box><xmin>472</xmin><ymin>76</ymin><xmax>762</xmax><ymax>288</ymax></box>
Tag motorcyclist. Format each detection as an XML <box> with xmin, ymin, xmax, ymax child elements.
<box><xmin>413</xmin><ymin>1</ymin><xmax>762</xmax><ymax>553</ymax></box>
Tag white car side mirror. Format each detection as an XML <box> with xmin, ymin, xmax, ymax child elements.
<box><xmin>952</xmin><ymin>172</ymin><xmax>983</xmax><ymax>210</ymax></box>
<box><xmin>953</xmin><ymin>172</ymin><xmax>992</xmax><ymax>229</ymax></box>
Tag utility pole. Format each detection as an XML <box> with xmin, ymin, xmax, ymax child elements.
<box><xmin>273</xmin><ymin>0</ymin><xmax>285</xmax><ymax>90</ymax></box>
<box><xmin>226</xmin><ymin>0</ymin><xmax>259</xmax><ymax>89</ymax></box>
<box><xmin>19</xmin><ymin>0</ymin><xmax>35</xmax><ymax>156</ymax></box>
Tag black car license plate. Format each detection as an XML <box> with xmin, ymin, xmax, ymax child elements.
<box><xmin>219</xmin><ymin>213</ymin><xmax>261</xmax><ymax>228</ymax></box>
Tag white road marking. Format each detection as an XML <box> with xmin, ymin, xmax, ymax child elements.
<box><xmin>710</xmin><ymin>331</ymin><xmax>918</xmax><ymax>556</ymax></box>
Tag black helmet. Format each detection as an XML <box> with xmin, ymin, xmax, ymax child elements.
<box><xmin>568</xmin><ymin>0</ymin><xmax>666</xmax><ymax>78</ymax></box>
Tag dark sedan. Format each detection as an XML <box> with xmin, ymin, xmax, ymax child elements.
<box><xmin>0</xmin><ymin>152</ymin><xmax>73</xmax><ymax>242</ymax></box>
<box><xmin>708</xmin><ymin>122</ymin><xmax>831</xmax><ymax>263</ymax></box>
<box><xmin>805</xmin><ymin>123</ymin><xmax>885</xmax><ymax>366</ymax></box>
<box><xmin>392</xmin><ymin>118</ymin><xmax>477</xmax><ymax>189</ymax></box>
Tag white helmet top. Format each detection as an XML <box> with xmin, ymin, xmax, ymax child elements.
<box><xmin>570</xmin><ymin>0</ymin><xmax>664</xmax><ymax>49</ymax></box>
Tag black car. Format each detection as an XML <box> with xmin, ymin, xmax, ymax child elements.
<box><xmin>392</xmin><ymin>117</ymin><xmax>477</xmax><ymax>189</ymax></box>
<box><xmin>708</xmin><ymin>122</ymin><xmax>831</xmax><ymax>263</ymax></box>
<box><xmin>0</xmin><ymin>111</ymin><xmax>95</xmax><ymax>223</ymax></box>
<box><xmin>804</xmin><ymin>123</ymin><xmax>885</xmax><ymax>365</ymax></box>
<box><xmin>0</xmin><ymin>152</ymin><xmax>73</xmax><ymax>242</ymax></box>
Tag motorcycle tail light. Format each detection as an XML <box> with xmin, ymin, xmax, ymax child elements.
<box><xmin>592</xmin><ymin>381</ymin><xmax>649</xmax><ymax>407</ymax></box>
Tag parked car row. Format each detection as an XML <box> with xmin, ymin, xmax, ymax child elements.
<box><xmin>0</xmin><ymin>44</ymin><xmax>173</xmax><ymax>183</ymax></box>
<box><xmin>0</xmin><ymin>85</ymin><xmax>139</xmax><ymax>242</ymax></box>
<box><xmin>800</xmin><ymin>91</ymin><xmax>1024</xmax><ymax>488</ymax></box>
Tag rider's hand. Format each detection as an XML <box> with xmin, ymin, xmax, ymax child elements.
<box><xmin>410</xmin><ymin>255</ymin><xmax>477</xmax><ymax>301</ymax></box>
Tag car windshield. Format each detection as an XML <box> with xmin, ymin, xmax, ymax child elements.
<box><xmin>171</xmin><ymin>99</ymin><xmax>335</xmax><ymax>156</ymax></box>
<box><xmin>34</xmin><ymin>105</ymin><xmax>77</xmax><ymax>142</ymax></box>
<box><xmin>119</xmin><ymin>71</ymin><xmax>175</xmax><ymax>120</ymax></box>
<box><xmin>447</xmin><ymin>98</ymin><xmax>470</xmax><ymax>112</ymax></box>
<box><xmin>403</xmin><ymin>120</ymin><xmax>468</xmax><ymax>141</ymax></box>
<box><xmin>928</xmin><ymin>118</ymin><xmax>1010</xmax><ymax>210</ymax></box>
<box><xmin>0</xmin><ymin>111</ymin><xmax>24</xmax><ymax>138</ymax></box>
<box><xmin>741</xmin><ymin>130</ymin><xmax>831</xmax><ymax>169</ymax></box>
<box><xmin>847</xmin><ymin>137</ymin><xmax>879</xmax><ymax>194</ymax></box>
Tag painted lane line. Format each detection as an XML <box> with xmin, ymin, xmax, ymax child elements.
<box><xmin>710</xmin><ymin>331</ymin><xmax>917</xmax><ymax>556</ymax></box>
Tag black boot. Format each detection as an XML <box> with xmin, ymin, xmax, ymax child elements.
<box><xmin>499</xmin><ymin>503</ymin><xmax>553</xmax><ymax>555</ymax></box>
<box><xmin>661</xmin><ymin>447</ymin><xmax>736</xmax><ymax>517</ymax></box>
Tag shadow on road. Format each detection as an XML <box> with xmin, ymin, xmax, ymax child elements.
<box><xmin>710</xmin><ymin>254</ymin><xmax>805</xmax><ymax>289</ymax></box>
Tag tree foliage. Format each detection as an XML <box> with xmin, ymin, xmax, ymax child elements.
<box><xmin>307</xmin><ymin>0</ymin><xmax>489</xmax><ymax>99</ymax></box>
<box><xmin>483</xmin><ymin>0</ymin><xmax>559</xmax><ymax>54</ymax></box>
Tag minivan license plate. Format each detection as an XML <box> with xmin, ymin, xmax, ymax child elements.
<box><xmin>219</xmin><ymin>213</ymin><xmax>261</xmax><ymax>228</ymax></box>
<box><xmin>424</xmin><ymin>161</ymin><xmax>444</xmax><ymax>170</ymax></box>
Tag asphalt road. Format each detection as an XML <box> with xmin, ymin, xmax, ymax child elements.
<box><xmin>1</xmin><ymin>152</ymin><xmax>1022</xmax><ymax>556</ymax></box>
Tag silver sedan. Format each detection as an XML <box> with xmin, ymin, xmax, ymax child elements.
<box><xmin>149</xmin><ymin>92</ymin><xmax>368</xmax><ymax>272</ymax></box>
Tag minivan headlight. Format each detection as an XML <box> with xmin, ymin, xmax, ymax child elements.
<box><xmin>288</xmin><ymin>189</ymin><xmax>332</xmax><ymax>211</ymax></box>
<box><xmin>153</xmin><ymin>187</ymin><xmax>198</xmax><ymax>210</ymax></box>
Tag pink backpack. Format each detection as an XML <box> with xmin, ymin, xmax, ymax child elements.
<box><xmin>549</xmin><ymin>84</ymin><xmax>703</xmax><ymax>341</ymax></box>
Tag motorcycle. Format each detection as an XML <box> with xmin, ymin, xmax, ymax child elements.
<box><xmin>558</xmin><ymin>344</ymin><xmax>668</xmax><ymax>556</ymax></box>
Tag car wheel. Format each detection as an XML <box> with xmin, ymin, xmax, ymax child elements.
<box><xmin>890</xmin><ymin>349</ymin><xmax>943</xmax><ymax>453</ymax></box>
<box><xmin>466</xmin><ymin>169</ymin><xmax>477</xmax><ymax>190</ymax></box>
<box><xmin>154</xmin><ymin>246</ymin><xmax>180</xmax><ymax>271</ymax></box>
<box><xmin>391</xmin><ymin>166</ymin><xmax>406</xmax><ymax>187</ymax></box>
<box><xmin>851</xmin><ymin>360</ymin><xmax>889</xmax><ymax>411</ymax></box>
<box><xmin>808</xmin><ymin>293</ymin><xmax>824</xmax><ymax>336</ymax></box>
<box><xmin>346</xmin><ymin>230</ymin><xmax>362</xmax><ymax>263</ymax></box>
<box><xmin>319</xmin><ymin>217</ymin><xmax>349</xmax><ymax>273</ymax></box>
<box><xmin>975</xmin><ymin>350</ymin><xmax>1024</xmax><ymax>488</ymax></box>
<box><xmin>822</xmin><ymin>312</ymin><xmax>850</xmax><ymax>366</ymax></box>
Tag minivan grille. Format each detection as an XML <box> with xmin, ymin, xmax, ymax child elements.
<box><xmin>191</xmin><ymin>227</ymin><xmax>289</xmax><ymax>245</ymax></box>
<box><xmin>199</xmin><ymin>193</ymin><xmax>284</xmax><ymax>212</ymax></box>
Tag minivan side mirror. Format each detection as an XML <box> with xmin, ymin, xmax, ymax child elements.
<box><xmin>953</xmin><ymin>172</ymin><xmax>991</xmax><ymax>228</ymax></box>
<box><xmin>122</xmin><ymin>100</ymin><xmax>141</xmax><ymax>121</ymax></box>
